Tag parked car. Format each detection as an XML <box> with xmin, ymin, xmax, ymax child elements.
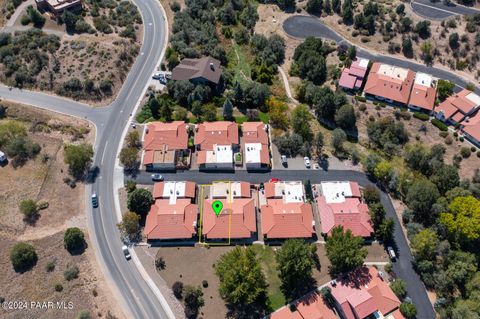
<box><xmin>281</xmin><ymin>155</ymin><xmax>287</xmax><ymax>166</ymax></box>
<box><xmin>304</xmin><ymin>157</ymin><xmax>311</xmax><ymax>168</ymax></box>
<box><xmin>0</xmin><ymin>150</ymin><xmax>6</xmax><ymax>163</ymax></box>
<box><xmin>268</xmin><ymin>178</ymin><xmax>281</xmax><ymax>183</ymax></box>
<box><xmin>151</xmin><ymin>174</ymin><xmax>164</xmax><ymax>181</ymax></box>
<box><xmin>387</xmin><ymin>246</ymin><xmax>396</xmax><ymax>261</ymax></box>
<box><xmin>91</xmin><ymin>193</ymin><xmax>98</xmax><ymax>208</ymax></box>
<box><xmin>152</xmin><ymin>72</ymin><xmax>162</xmax><ymax>80</ymax></box>
<box><xmin>122</xmin><ymin>245</ymin><xmax>131</xmax><ymax>260</ymax></box>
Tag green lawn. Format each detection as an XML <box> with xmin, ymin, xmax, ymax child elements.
<box><xmin>228</xmin><ymin>42</ymin><xmax>252</xmax><ymax>86</ymax></box>
<box><xmin>251</xmin><ymin>245</ymin><xmax>286</xmax><ymax>310</ymax></box>
<box><xmin>259</xmin><ymin>111</ymin><xmax>269</xmax><ymax>124</ymax></box>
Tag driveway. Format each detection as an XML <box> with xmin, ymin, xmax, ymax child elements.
<box><xmin>411</xmin><ymin>0</ymin><xmax>479</xmax><ymax>20</ymax></box>
<box><xmin>127</xmin><ymin>169</ymin><xmax>435</xmax><ymax>319</ymax></box>
<box><xmin>282</xmin><ymin>15</ymin><xmax>479</xmax><ymax>94</ymax></box>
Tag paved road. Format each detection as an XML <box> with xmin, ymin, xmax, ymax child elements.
<box><xmin>411</xmin><ymin>0</ymin><xmax>479</xmax><ymax>20</ymax></box>
<box><xmin>283</xmin><ymin>15</ymin><xmax>479</xmax><ymax>94</ymax></box>
<box><xmin>129</xmin><ymin>169</ymin><xmax>435</xmax><ymax>319</ymax></box>
<box><xmin>1</xmin><ymin>0</ymin><xmax>172</xmax><ymax>318</ymax></box>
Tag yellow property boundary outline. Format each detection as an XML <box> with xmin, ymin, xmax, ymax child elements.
<box><xmin>198</xmin><ymin>181</ymin><xmax>234</xmax><ymax>245</ymax></box>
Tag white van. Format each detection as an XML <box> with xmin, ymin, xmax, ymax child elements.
<box><xmin>0</xmin><ymin>151</ymin><xmax>6</xmax><ymax>163</ymax></box>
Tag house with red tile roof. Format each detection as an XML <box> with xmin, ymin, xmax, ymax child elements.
<box><xmin>316</xmin><ymin>182</ymin><xmax>373</xmax><ymax>238</ymax></box>
<box><xmin>142</xmin><ymin>121</ymin><xmax>190</xmax><ymax>171</ymax></box>
<box><xmin>460</xmin><ymin>110</ymin><xmax>480</xmax><ymax>147</ymax></box>
<box><xmin>364</xmin><ymin>63</ymin><xmax>415</xmax><ymax>106</ymax></box>
<box><xmin>201</xmin><ymin>181</ymin><xmax>256</xmax><ymax>240</ymax></box>
<box><xmin>242</xmin><ymin>122</ymin><xmax>270</xmax><ymax>171</ymax></box>
<box><xmin>194</xmin><ymin>121</ymin><xmax>239</xmax><ymax>170</ymax></box>
<box><xmin>408</xmin><ymin>72</ymin><xmax>437</xmax><ymax>113</ymax></box>
<box><xmin>435</xmin><ymin>89</ymin><xmax>480</xmax><ymax>125</ymax></box>
<box><xmin>270</xmin><ymin>291</ymin><xmax>337</xmax><ymax>319</ymax></box>
<box><xmin>145</xmin><ymin>181</ymin><xmax>198</xmax><ymax>240</ymax></box>
<box><xmin>338</xmin><ymin>58</ymin><xmax>369</xmax><ymax>92</ymax></box>
<box><xmin>329</xmin><ymin>267</ymin><xmax>404</xmax><ymax>319</ymax></box>
<box><xmin>261</xmin><ymin>181</ymin><xmax>314</xmax><ymax>239</ymax></box>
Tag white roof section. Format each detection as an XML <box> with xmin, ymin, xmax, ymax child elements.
<box><xmin>320</xmin><ymin>181</ymin><xmax>353</xmax><ymax>204</ymax></box>
<box><xmin>245</xmin><ymin>143</ymin><xmax>262</xmax><ymax>164</ymax></box>
<box><xmin>272</xmin><ymin>181</ymin><xmax>305</xmax><ymax>203</ymax></box>
<box><xmin>205</xmin><ymin>145</ymin><xmax>233</xmax><ymax>164</ymax></box>
<box><xmin>466</xmin><ymin>92</ymin><xmax>480</xmax><ymax>106</ymax></box>
<box><xmin>210</xmin><ymin>181</ymin><xmax>245</xmax><ymax>202</ymax></box>
<box><xmin>358</xmin><ymin>58</ymin><xmax>369</xmax><ymax>68</ymax></box>
<box><xmin>414</xmin><ymin>72</ymin><xmax>433</xmax><ymax>87</ymax></box>
<box><xmin>377</xmin><ymin>64</ymin><xmax>409</xmax><ymax>81</ymax></box>
<box><xmin>162</xmin><ymin>181</ymin><xmax>187</xmax><ymax>204</ymax></box>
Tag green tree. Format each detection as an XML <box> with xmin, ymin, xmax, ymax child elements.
<box><xmin>363</xmin><ymin>153</ymin><xmax>382</xmax><ymax>177</ymax></box>
<box><xmin>415</xmin><ymin>20</ymin><xmax>431</xmax><ymax>39</ymax></box>
<box><xmin>27</xmin><ymin>6</ymin><xmax>45</xmax><ymax>28</ymax></box>
<box><xmin>306</xmin><ymin>0</ymin><xmax>323</xmax><ymax>15</ymax></box>
<box><xmin>377</xmin><ymin>218</ymin><xmax>395</xmax><ymax>242</ymax></box>
<box><xmin>202</xmin><ymin>103</ymin><xmax>217</xmax><ymax>122</ymax></box>
<box><xmin>215</xmin><ymin>247</ymin><xmax>268</xmax><ymax>312</ymax></box>
<box><xmin>335</xmin><ymin>104</ymin><xmax>356</xmax><ymax>130</ymax></box>
<box><xmin>440</xmin><ymin>196</ymin><xmax>480</xmax><ymax>242</ymax></box>
<box><xmin>313</xmin><ymin>132</ymin><xmax>324</xmax><ymax>159</ymax></box>
<box><xmin>126</xmin><ymin>130</ymin><xmax>140</xmax><ymax>148</ymax></box>
<box><xmin>374</xmin><ymin>160</ymin><xmax>393</xmax><ymax>185</ymax></box>
<box><xmin>62</xmin><ymin>9</ymin><xmax>79</xmax><ymax>33</ymax></box>
<box><xmin>431</xmin><ymin>164</ymin><xmax>459</xmax><ymax>195</ymax></box>
<box><xmin>276</xmin><ymin>239</ymin><xmax>315</xmax><ymax>299</ymax></box>
<box><xmin>117</xmin><ymin>212</ymin><xmax>141</xmax><ymax>240</ymax></box>
<box><xmin>19</xmin><ymin>199</ymin><xmax>38</xmax><ymax>220</ymax></box>
<box><xmin>64</xmin><ymin>143</ymin><xmax>93</xmax><ymax>179</ymax></box>
<box><xmin>332</xmin><ymin>0</ymin><xmax>341</xmax><ymax>13</ymax></box>
<box><xmin>411</xmin><ymin>228</ymin><xmax>438</xmax><ymax>261</ymax></box>
<box><xmin>406</xmin><ymin>180</ymin><xmax>440</xmax><ymax>225</ymax></box>
<box><xmin>76</xmin><ymin>310</ymin><xmax>91</xmax><ymax>319</ymax></box>
<box><xmin>222</xmin><ymin>98</ymin><xmax>233</xmax><ymax>120</ymax></box>
<box><xmin>400</xmin><ymin>302</ymin><xmax>417</xmax><ymax>318</ymax></box>
<box><xmin>402</xmin><ymin>38</ymin><xmax>413</xmax><ymax>57</ymax></box>
<box><xmin>268</xmin><ymin>98</ymin><xmax>290</xmax><ymax>130</ymax></box>
<box><xmin>331</xmin><ymin>128</ymin><xmax>347</xmax><ymax>155</ymax></box>
<box><xmin>183</xmin><ymin>285</ymin><xmax>204</xmax><ymax>318</ymax></box>
<box><xmin>127</xmin><ymin>188</ymin><xmax>153</xmax><ymax>216</ymax></box>
<box><xmin>119</xmin><ymin>147</ymin><xmax>139</xmax><ymax>172</ymax></box>
<box><xmin>396</xmin><ymin>3</ymin><xmax>405</xmax><ymax>15</ymax></box>
<box><xmin>390</xmin><ymin>279</ymin><xmax>407</xmax><ymax>299</ymax></box>
<box><xmin>449</xmin><ymin>32</ymin><xmax>460</xmax><ymax>49</ymax></box>
<box><xmin>437</xmin><ymin>80</ymin><xmax>455</xmax><ymax>101</ymax></box>
<box><xmin>63</xmin><ymin>227</ymin><xmax>85</xmax><ymax>253</ymax></box>
<box><xmin>325</xmin><ymin>226</ymin><xmax>367</xmax><ymax>275</ymax></box>
<box><xmin>342</xmin><ymin>0</ymin><xmax>354</xmax><ymax>24</ymax></box>
<box><xmin>10</xmin><ymin>242</ymin><xmax>37</xmax><ymax>272</ymax></box>
<box><xmin>291</xmin><ymin>104</ymin><xmax>313</xmax><ymax>141</ymax></box>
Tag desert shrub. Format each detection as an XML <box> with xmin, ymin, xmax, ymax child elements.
<box><xmin>439</xmin><ymin>131</ymin><xmax>448</xmax><ymax>138</ymax></box>
<box><xmin>45</xmin><ymin>260</ymin><xmax>56</xmax><ymax>272</ymax></box>
<box><xmin>172</xmin><ymin>281</ymin><xmax>183</xmax><ymax>299</ymax></box>
<box><xmin>413</xmin><ymin>113</ymin><xmax>429</xmax><ymax>121</ymax></box>
<box><xmin>64</xmin><ymin>264</ymin><xmax>79</xmax><ymax>281</ymax></box>
<box><xmin>10</xmin><ymin>242</ymin><xmax>37</xmax><ymax>272</ymax></box>
<box><xmin>355</xmin><ymin>95</ymin><xmax>367</xmax><ymax>102</ymax></box>
<box><xmin>461</xmin><ymin>147</ymin><xmax>471</xmax><ymax>158</ymax></box>
<box><xmin>155</xmin><ymin>256</ymin><xmax>166</xmax><ymax>270</ymax></box>
<box><xmin>55</xmin><ymin>283</ymin><xmax>63</xmax><ymax>292</ymax></box>
<box><xmin>202</xmin><ymin>280</ymin><xmax>209</xmax><ymax>288</ymax></box>
<box><xmin>64</xmin><ymin>227</ymin><xmax>85</xmax><ymax>253</ymax></box>
<box><xmin>431</xmin><ymin>119</ymin><xmax>448</xmax><ymax>131</ymax></box>
<box><xmin>19</xmin><ymin>199</ymin><xmax>38</xmax><ymax>220</ymax></box>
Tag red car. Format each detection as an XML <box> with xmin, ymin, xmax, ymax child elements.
<box><xmin>268</xmin><ymin>178</ymin><xmax>281</xmax><ymax>183</ymax></box>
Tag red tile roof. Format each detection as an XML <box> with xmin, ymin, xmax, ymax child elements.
<box><xmin>338</xmin><ymin>58</ymin><xmax>369</xmax><ymax>90</ymax></box>
<box><xmin>409</xmin><ymin>84</ymin><xmax>436</xmax><ymax>111</ymax></box>
<box><xmin>271</xmin><ymin>292</ymin><xmax>337</xmax><ymax>319</ymax></box>
<box><xmin>364</xmin><ymin>62</ymin><xmax>415</xmax><ymax>105</ymax></box>
<box><xmin>261</xmin><ymin>200</ymin><xmax>313</xmax><ymax>239</ymax></box>
<box><xmin>329</xmin><ymin>267</ymin><xmax>402</xmax><ymax>319</ymax></box>
<box><xmin>436</xmin><ymin>89</ymin><xmax>480</xmax><ymax>121</ymax></box>
<box><xmin>194</xmin><ymin>121</ymin><xmax>239</xmax><ymax>150</ymax></box>
<box><xmin>202</xmin><ymin>198</ymin><xmax>256</xmax><ymax>239</ymax></box>
<box><xmin>153</xmin><ymin>181</ymin><xmax>196</xmax><ymax>199</ymax></box>
<box><xmin>243</xmin><ymin>122</ymin><xmax>270</xmax><ymax>165</ymax></box>
<box><xmin>145</xmin><ymin>199</ymin><xmax>198</xmax><ymax>240</ymax></box>
<box><xmin>144</xmin><ymin>121</ymin><xmax>189</xmax><ymax>151</ymax></box>
<box><xmin>461</xmin><ymin>111</ymin><xmax>480</xmax><ymax>144</ymax></box>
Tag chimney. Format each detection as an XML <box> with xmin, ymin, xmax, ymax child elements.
<box><xmin>210</xmin><ymin>62</ymin><xmax>214</xmax><ymax>71</ymax></box>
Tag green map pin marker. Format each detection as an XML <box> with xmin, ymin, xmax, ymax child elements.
<box><xmin>212</xmin><ymin>200</ymin><xmax>223</xmax><ymax>217</ymax></box>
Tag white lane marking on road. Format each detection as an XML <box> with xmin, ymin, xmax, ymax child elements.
<box><xmin>412</xmin><ymin>1</ymin><xmax>459</xmax><ymax>15</ymax></box>
<box><xmin>101</xmin><ymin>141</ymin><xmax>108</xmax><ymax>165</ymax></box>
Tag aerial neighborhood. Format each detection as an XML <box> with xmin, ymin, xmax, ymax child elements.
<box><xmin>1</xmin><ymin>0</ymin><xmax>480</xmax><ymax>318</ymax></box>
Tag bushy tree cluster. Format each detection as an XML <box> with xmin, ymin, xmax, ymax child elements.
<box><xmin>250</xmin><ymin>34</ymin><xmax>285</xmax><ymax>84</ymax></box>
<box><xmin>367</xmin><ymin>116</ymin><xmax>409</xmax><ymax>155</ymax></box>
<box><xmin>292</xmin><ymin>37</ymin><xmax>332</xmax><ymax>85</ymax></box>
<box><xmin>0</xmin><ymin>120</ymin><xmax>41</xmax><ymax>167</ymax></box>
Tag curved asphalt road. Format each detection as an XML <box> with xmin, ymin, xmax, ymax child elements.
<box><xmin>1</xmin><ymin>0</ymin><xmax>171</xmax><ymax>318</ymax></box>
<box><xmin>130</xmin><ymin>169</ymin><xmax>436</xmax><ymax>319</ymax></box>
<box><xmin>411</xmin><ymin>0</ymin><xmax>479</xmax><ymax>20</ymax></box>
<box><xmin>283</xmin><ymin>15</ymin><xmax>479</xmax><ymax>94</ymax></box>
